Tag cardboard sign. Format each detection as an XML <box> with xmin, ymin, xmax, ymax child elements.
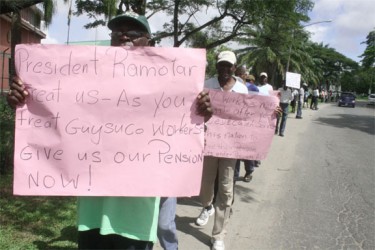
<box><xmin>204</xmin><ymin>90</ymin><xmax>279</xmax><ymax>160</ymax></box>
<box><xmin>13</xmin><ymin>44</ymin><xmax>206</xmax><ymax>196</ymax></box>
<box><xmin>286</xmin><ymin>72</ymin><xmax>301</xmax><ymax>89</ymax></box>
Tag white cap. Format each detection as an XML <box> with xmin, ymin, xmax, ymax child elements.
<box><xmin>303</xmin><ymin>83</ymin><xmax>308</xmax><ymax>86</ymax></box>
<box><xmin>217</xmin><ymin>51</ymin><xmax>236</xmax><ymax>65</ymax></box>
<box><xmin>260</xmin><ymin>72</ymin><xmax>268</xmax><ymax>78</ymax></box>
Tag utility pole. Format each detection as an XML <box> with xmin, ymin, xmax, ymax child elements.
<box><xmin>66</xmin><ymin>0</ymin><xmax>73</xmax><ymax>45</ymax></box>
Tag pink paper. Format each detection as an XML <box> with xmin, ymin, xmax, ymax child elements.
<box><xmin>204</xmin><ymin>89</ymin><xmax>279</xmax><ymax>160</ymax></box>
<box><xmin>13</xmin><ymin>44</ymin><xmax>206</xmax><ymax>196</ymax></box>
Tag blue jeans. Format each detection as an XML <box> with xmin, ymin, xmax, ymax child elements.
<box><xmin>296</xmin><ymin>100</ymin><xmax>303</xmax><ymax>117</ymax></box>
<box><xmin>158</xmin><ymin>197</ymin><xmax>178</xmax><ymax>250</ymax></box>
<box><xmin>234</xmin><ymin>159</ymin><xmax>255</xmax><ymax>178</ymax></box>
<box><xmin>276</xmin><ymin>102</ymin><xmax>289</xmax><ymax>135</ymax></box>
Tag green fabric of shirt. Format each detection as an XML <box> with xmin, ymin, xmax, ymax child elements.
<box><xmin>77</xmin><ymin>197</ymin><xmax>160</xmax><ymax>242</ymax></box>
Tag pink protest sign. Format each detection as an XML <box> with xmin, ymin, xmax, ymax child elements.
<box><xmin>204</xmin><ymin>89</ymin><xmax>279</xmax><ymax>160</ymax></box>
<box><xmin>13</xmin><ymin>44</ymin><xmax>206</xmax><ymax>197</ymax></box>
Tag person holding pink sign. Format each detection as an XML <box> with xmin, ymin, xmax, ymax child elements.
<box><xmin>195</xmin><ymin>51</ymin><xmax>248</xmax><ymax>250</ymax></box>
<box><xmin>8</xmin><ymin>11</ymin><xmax>213</xmax><ymax>250</ymax></box>
<box><xmin>8</xmin><ymin>12</ymin><xmax>163</xmax><ymax>250</ymax></box>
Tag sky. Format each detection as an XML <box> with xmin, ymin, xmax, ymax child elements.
<box><xmin>41</xmin><ymin>0</ymin><xmax>375</xmax><ymax>63</ymax></box>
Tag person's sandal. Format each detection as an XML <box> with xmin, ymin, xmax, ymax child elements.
<box><xmin>244</xmin><ymin>173</ymin><xmax>252</xmax><ymax>182</ymax></box>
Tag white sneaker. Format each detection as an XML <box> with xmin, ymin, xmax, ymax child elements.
<box><xmin>195</xmin><ymin>205</ymin><xmax>215</xmax><ymax>226</ymax></box>
<box><xmin>211</xmin><ymin>239</ymin><xmax>225</xmax><ymax>250</ymax></box>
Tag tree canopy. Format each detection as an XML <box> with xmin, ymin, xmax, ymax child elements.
<box><xmin>1</xmin><ymin>0</ymin><xmax>371</xmax><ymax>93</ymax></box>
<box><xmin>360</xmin><ymin>30</ymin><xmax>375</xmax><ymax>69</ymax></box>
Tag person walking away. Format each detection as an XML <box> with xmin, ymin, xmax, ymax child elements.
<box><xmin>275</xmin><ymin>81</ymin><xmax>293</xmax><ymax>136</ymax></box>
<box><xmin>295</xmin><ymin>83</ymin><xmax>307</xmax><ymax>119</ymax></box>
<box><xmin>311</xmin><ymin>87</ymin><xmax>319</xmax><ymax>110</ymax></box>
<box><xmin>196</xmin><ymin>51</ymin><xmax>248</xmax><ymax>250</ymax></box>
<box><xmin>303</xmin><ymin>88</ymin><xmax>309</xmax><ymax>108</ymax></box>
<box><xmin>291</xmin><ymin>88</ymin><xmax>298</xmax><ymax>113</ymax></box>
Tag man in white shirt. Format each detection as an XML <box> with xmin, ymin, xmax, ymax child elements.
<box><xmin>275</xmin><ymin>81</ymin><xmax>293</xmax><ymax>136</ymax></box>
<box><xmin>296</xmin><ymin>83</ymin><xmax>307</xmax><ymax>119</ymax></box>
<box><xmin>257</xmin><ymin>72</ymin><xmax>273</xmax><ymax>95</ymax></box>
<box><xmin>196</xmin><ymin>50</ymin><xmax>247</xmax><ymax>250</ymax></box>
<box><xmin>311</xmin><ymin>87</ymin><xmax>320</xmax><ymax>110</ymax></box>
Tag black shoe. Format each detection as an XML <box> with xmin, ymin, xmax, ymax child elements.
<box><xmin>275</xmin><ymin>130</ymin><xmax>278</xmax><ymax>135</ymax></box>
<box><xmin>296</xmin><ymin>116</ymin><xmax>302</xmax><ymax>119</ymax></box>
<box><xmin>243</xmin><ymin>173</ymin><xmax>253</xmax><ymax>182</ymax></box>
<box><xmin>279</xmin><ymin>133</ymin><xmax>284</xmax><ymax>137</ymax></box>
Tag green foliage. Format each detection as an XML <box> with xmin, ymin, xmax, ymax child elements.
<box><xmin>341</xmin><ymin>67</ymin><xmax>375</xmax><ymax>94</ymax></box>
<box><xmin>75</xmin><ymin>0</ymin><xmax>146</xmax><ymax>28</ymax></box>
<box><xmin>235</xmin><ymin>0</ymin><xmax>313</xmax><ymax>86</ymax></box>
<box><xmin>309</xmin><ymin>42</ymin><xmax>358</xmax><ymax>90</ymax></box>
<box><xmin>0</xmin><ymin>96</ymin><xmax>15</xmax><ymax>175</ymax></box>
<box><xmin>360</xmin><ymin>30</ymin><xmax>375</xmax><ymax>69</ymax></box>
<box><xmin>0</xmin><ymin>175</ymin><xmax>77</xmax><ymax>249</ymax></box>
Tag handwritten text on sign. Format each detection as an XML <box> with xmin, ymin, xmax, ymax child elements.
<box><xmin>13</xmin><ymin>44</ymin><xmax>206</xmax><ymax>197</ymax></box>
<box><xmin>204</xmin><ymin>90</ymin><xmax>279</xmax><ymax>160</ymax></box>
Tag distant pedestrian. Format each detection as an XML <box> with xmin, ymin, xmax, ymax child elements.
<box><xmin>303</xmin><ymin>89</ymin><xmax>310</xmax><ymax>108</ymax></box>
<box><xmin>257</xmin><ymin>72</ymin><xmax>273</xmax><ymax>95</ymax></box>
<box><xmin>311</xmin><ymin>87</ymin><xmax>319</xmax><ymax>110</ymax></box>
<box><xmin>275</xmin><ymin>81</ymin><xmax>293</xmax><ymax>136</ymax></box>
<box><xmin>246</xmin><ymin>74</ymin><xmax>259</xmax><ymax>93</ymax></box>
<box><xmin>291</xmin><ymin>88</ymin><xmax>298</xmax><ymax>113</ymax></box>
<box><xmin>296</xmin><ymin>83</ymin><xmax>307</xmax><ymax>119</ymax></box>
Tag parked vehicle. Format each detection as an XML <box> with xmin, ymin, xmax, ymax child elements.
<box><xmin>338</xmin><ymin>92</ymin><xmax>356</xmax><ymax>108</ymax></box>
<box><xmin>368</xmin><ymin>94</ymin><xmax>375</xmax><ymax>105</ymax></box>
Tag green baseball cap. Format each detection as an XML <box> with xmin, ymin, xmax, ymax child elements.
<box><xmin>108</xmin><ymin>11</ymin><xmax>151</xmax><ymax>34</ymax></box>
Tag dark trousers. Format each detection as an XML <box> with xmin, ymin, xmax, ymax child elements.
<box><xmin>311</xmin><ymin>96</ymin><xmax>318</xmax><ymax>109</ymax></box>
<box><xmin>234</xmin><ymin>159</ymin><xmax>255</xmax><ymax>178</ymax></box>
<box><xmin>275</xmin><ymin>102</ymin><xmax>289</xmax><ymax>135</ymax></box>
<box><xmin>78</xmin><ymin>229</ymin><xmax>153</xmax><ymax>250</ymax></box>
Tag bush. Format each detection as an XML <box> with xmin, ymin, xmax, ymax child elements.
<box><xmin>0</xmin><ymin>95</ymin><xmax>15</xmax><ymax>175</ymax></box>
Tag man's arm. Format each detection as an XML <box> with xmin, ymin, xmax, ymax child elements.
<box><xmin>7</xmin><ymin>76</ymin><xmax>29</xmax><ymax>109</ymax></box>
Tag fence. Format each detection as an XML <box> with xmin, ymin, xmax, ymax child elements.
<box><xmin>0</xmin><ymin>95</ymin><xmax>14</xmax><ymax>175</ymax></box>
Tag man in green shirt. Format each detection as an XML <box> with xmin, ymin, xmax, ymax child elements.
<box><xmin>8</xmin><ymin>11</ymin><xmax>213</xmax><ymax>250</ymax></box>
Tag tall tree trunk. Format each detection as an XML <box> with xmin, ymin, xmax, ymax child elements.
<box><xmin>10</xmin><ymin>10</ymin><xmax>22</xmax><ymax>82</ymax></box>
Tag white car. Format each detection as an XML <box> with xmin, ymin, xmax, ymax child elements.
<box><xmin>368</xmin><ymin>94</ymin><xmax>375</xmax><ymax>105</ymax></box>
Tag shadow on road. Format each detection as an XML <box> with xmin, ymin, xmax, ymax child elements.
<box><xmin>175</xmin><ymin>214</ymin><xmax>212</xmax><ymax>247</ymax></box>
<box><xmin>234</xmin><ymin>184</ymin><xmax>257</xmax><ymax>203</ymax></box>
<box><xmin>175</xmin><ymin>186</ymin><xmax>257</xmax><ymax>247</ymax></box>
<box><xmin>314</xmin><ymin>113</ymin><xmax>375</xmax><ymax>135</ymax></box>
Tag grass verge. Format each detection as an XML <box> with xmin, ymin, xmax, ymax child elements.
<box><xmin>0</xmin><ymin>174</ymin><xmax>78</xmax><ymax>249</ymax></box>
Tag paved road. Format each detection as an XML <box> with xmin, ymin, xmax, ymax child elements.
<box><xmin>155</xmin><ymin>101</ymin><xmax>375</xmax><ymax>250</ymax></box>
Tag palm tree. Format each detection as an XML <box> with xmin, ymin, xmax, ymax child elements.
<box><xmin>236</xmin><ymin>18</ymin><xmax>296</xmax><ymax>87</ymax></box>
